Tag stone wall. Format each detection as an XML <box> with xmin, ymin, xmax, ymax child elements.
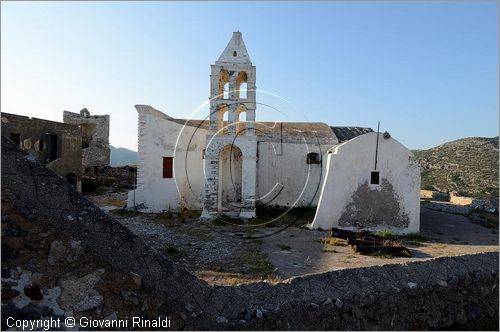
<box><xmin>420</xmin><ymin>190</ymin><xmax>450</xmax><ymax>201</ymax></box>
<box><xmin>63</xmin><ymin>109</ymin><xmax>110</xmax><ymax>169</ymax></box>
<box><xmin>449</xmin><ymin>192</ymin><xmax>498</xmax><ymax>213</ymax></box>
<box><xmin>2</xmin><ymin>136</ymin><xmax>498</xmax><ymax>330</ymax></box>
<box><xmin>421</xmin><ymin>190</ymin><xmax>498</xmax><ymax>214</ymax></box>
<box><xmin>1</xmin><ymin>112</ymin><xmax>82</xmax><ymax>191</ymax></box>
<box><xmin>450</xmin><ymin>194</ymin><xmax>474</xmax><ymax>206</ymax></box>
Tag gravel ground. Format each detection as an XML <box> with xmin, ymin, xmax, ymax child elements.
<box><xmin>116</xmin><ymin>216</ymin><xmax>237</xmax><ymax>272</ymax></box>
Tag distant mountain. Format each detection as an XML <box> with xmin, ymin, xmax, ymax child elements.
<box><xmin>110</xmin><ymin>145</ymin><xmax>139</xmax><ymax>166</ymax></box>
<box><xmin>413</xmin><ymin>137</ymin><xmax>499</xmax><ymax>199</ymax></box>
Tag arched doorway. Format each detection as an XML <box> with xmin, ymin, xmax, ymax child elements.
<box><xmin>218</xmin><ymin>145</ymin><xmax>242</xmax><ymax>211</ymax></box>
<box><xmin>65</xmin><ymin>172</ymin><xmax>78</xmax><ymax>189</ymax></box>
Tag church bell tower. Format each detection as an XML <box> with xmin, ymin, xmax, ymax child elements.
<box><xmin>202</xmin><ymin>32</ymin><xmax>257</xmax><ymax>220</ymax></box>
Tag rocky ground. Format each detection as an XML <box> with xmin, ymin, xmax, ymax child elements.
<box><xmin>1</xmin><ymin>138</ymin><xmax>190</xmax><ymax>330</ymax></box>
<box><xmin>1</xmin><ymin>204</ymin><xmax>161</xmax><ymax>330</ymax></box>
<box><xmin>414</xmin><ymin>136</ymin><xmax>499</xmax><ymax>198</ymax></box>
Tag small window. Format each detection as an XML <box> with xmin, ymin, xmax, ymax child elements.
<box><xmin>10</xmin><ymin>133</ymin><xmax>21</xmax><ymax>147</ymax></box>
<box><xmin>163</xmin><ymin>157</ymin><xmax>173</xmax><ymax>178</ymax></box>
<box><xmin>233</xmin><ymin>51</ymin><xmax>237</xmax><ymax>57</ymax></box>
<box><xmin>306</xmin><ymin>152</ymin><xmax>320</xmax><ymax>164</ymax></box>
<box><xmin>202</xmin><ymin>148</ymin><xmax>206</xmax><ymax>159</ymax></box>
<box><xmin>371</xmin><ymin>171</ymin><xmax>380</xmax><ymax>185</ymax></box>
<box><xmin>38</xmin><ymin>140</ymin><xmax>44</xmax><ymax>151</ymax></box>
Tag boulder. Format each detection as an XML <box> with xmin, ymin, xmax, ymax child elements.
<box><xmin>58</xmin><ymin>269</ymin><xmax>104</xmax><ymax>312</ymax></box>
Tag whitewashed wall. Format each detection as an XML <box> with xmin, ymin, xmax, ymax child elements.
<box><xmin>311</xmin><ymin>133</ymin><xmax>420</xmax><ymax>234</ymax></box>
<box><xmin>127</xmin><ymin>106</ymin><xmax>207</xmax><ymax>212</ymax></box>
<box><xmin>256</xmin><ymin>141</ymin><xmax>332</xmax><ymax>208</ymax></box>
<box><xmin>128</xmin><ymin>105</ymin><xmax>340</xmax><ymax>213</ymax></box>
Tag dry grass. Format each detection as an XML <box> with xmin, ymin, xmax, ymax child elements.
<box><xmin>197</xmin><ymin>241</ymin><xmax>281</xmax><ymax>285</ymax></box>
<box><xmin>320</xmin><ymin>237</ymin><xmax>347</xmax><ymax>246</ymax></box>
<box><xmin>106</xmin><ymin>198</ymin><xmax>127</xmax><ymax>207</ymax></box>
<box><xmin>203</xmin><ymin>239</ymin><xmax>279</xmax><ymax>284</ymax></box>
<box><xmin>322</xmin><ymin>244</ymin><xmax>337</xmax><ymax>253</ymax></box>
<box><xmin>319</xmin><ymin>237</ymin><xmax>346</xmax><ymax>252</ymax></box>
<box><xmin>341</xmin><ymin>254</ymin><xmax>357</xmax><ymax>264</ymax></box>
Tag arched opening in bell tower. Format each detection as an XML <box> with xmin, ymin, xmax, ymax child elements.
<box><xmin>218</xmin><ymin>69</ymin><xmax>230</xmax><ymax>99</ymax></box>
<box><xmin>235</xmin><ymin>104</ymin><xmax>247</xmax><ymax>135</ymax></box>
<box><xmin>236</xmin><ymin>71</ymin><xmax>248</xmax><ymax>99</ymax></box>
<box><xmin>216</xmin><ymin>104</ymin><xmax>230</xmax><ymax>135</ymax></box>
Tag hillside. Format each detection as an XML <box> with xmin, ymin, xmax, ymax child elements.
<box><xmin>413</xmin><ymin>137</ymin><xmax>499</xmax><ymax>198</ymax></box>
<box><xmin>110</xmin><ymin>145</ymin><xmax>139</xmax><ymax>166</ymax></box>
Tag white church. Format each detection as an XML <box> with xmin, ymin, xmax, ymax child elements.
<box><xmin>128</xmin><ymin>32</ymin><xmax>421</xmax><ymax>234</ymax></box>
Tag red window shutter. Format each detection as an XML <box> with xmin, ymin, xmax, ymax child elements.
<box><xmin>163</xmin><ymin>157</ymin><xmax>173</xmax><ymax>178</ymax></box>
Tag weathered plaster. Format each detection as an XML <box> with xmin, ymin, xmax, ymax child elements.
<box><xmin>127</xmin><ymin>105</ymin><xmax>207</xmax><ymax>212</ymax></box>
<box><xmin>338</xmin><ymin>179</ymin><xmax>410</xmax><ymax>228</ymax></box>
<box><xmin>311</xmin><ymin>132</ymin><xmax>420</xmax><ymax>234</ymax></box>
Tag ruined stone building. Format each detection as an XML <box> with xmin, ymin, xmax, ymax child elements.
<box><xmin>63</xmin><ymin>109</ymin><xmax>110</xmax><ymax>173</ymax></box>
<box><xmin>128</xmin><ymin>32</ymin><xmax>421</xmax><ymax>233</ymax></box>
<box><xmin>1</xmin><ymin>112</ymin><xmax>83</xmax><ymax>191</ymax></box>
<box><xmin>1</xmin><ymin>109</ymin><xmax>112</xmax><ymax>192</ymax></box>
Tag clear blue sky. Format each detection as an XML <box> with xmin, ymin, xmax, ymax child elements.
<box><xmin>2</xmin><ymin>1</ymin><xmax>498</xmax><ymax>151</ymax></box>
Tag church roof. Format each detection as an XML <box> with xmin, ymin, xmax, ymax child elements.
<box><xmin>136</xmin><ymin>105</ymin><xmax>373</xmax><ymax>144</ymax></box>
<box><xmin>170</xmin><ymin>118</ymin><xmax>336</xmax><ymax>141</ymax></box>
<box><xmin>216</xmin><ymin>32</ymin><xmax>252</xmax><ymax>64</ymax></box>
<box><xmin>330</xmin><ymin>126</ymin><xmax>374</xmax><ymax>143</ymax></box>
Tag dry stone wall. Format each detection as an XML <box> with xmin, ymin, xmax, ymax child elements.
<box><xmin>420</xmin><ymin>190</ymin><xmax>449</xmax><ymax>201</ymax></box>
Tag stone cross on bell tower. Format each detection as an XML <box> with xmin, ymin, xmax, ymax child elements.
<box><xmin>202</xmin><ymin>32</ymin><xmax>258</xmax><ymax>220</ymax></box>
